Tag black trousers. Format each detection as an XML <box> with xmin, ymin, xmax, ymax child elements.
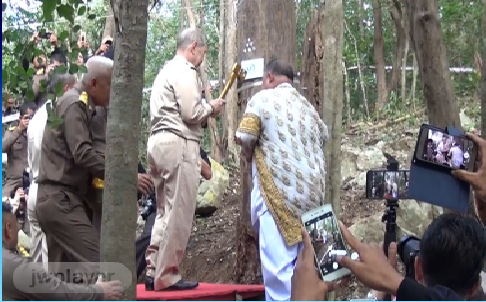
<box><xmin>135</xmin><ymin>211</ymin><xmax>156</xmax><ymax>279</ymax></box>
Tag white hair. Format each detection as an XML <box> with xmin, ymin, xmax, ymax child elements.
<box><xmin>177</xmin><ymin>28</ymin><xmax>206</xmax><ymax>50</ymax></box>
<box><xmin>81</xmin><ymin>56</ymin><xmax>114</xmax><ymax>85</ymax></box>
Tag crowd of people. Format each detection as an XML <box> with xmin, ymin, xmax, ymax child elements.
<box><xmin>1</xmin><ymin>25</ymin><xmax>485</xmax><ymax>302</ymax></box>
<box><xmin>424</xmin><ymin>131</ymin><xmax>472</xmax><ymax>170</ymax></box>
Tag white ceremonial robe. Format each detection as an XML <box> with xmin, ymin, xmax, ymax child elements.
<box><xmin>237</xmin><ymin>83</ymin><xmax>329</xmax><ymax>301</ymax></box>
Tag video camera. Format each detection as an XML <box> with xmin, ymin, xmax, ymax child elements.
<box><xmin>398</xmin><ymin>235</ymin><xmax>421</xmax><ymax>279</ymax></box>
<box><xmin>140</xmin><ymin>191</ymin><xmax>156</xmax><ymax>221</ymax></box>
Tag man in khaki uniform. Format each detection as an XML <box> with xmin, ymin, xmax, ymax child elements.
<box><xmin>2</xmin><ymin>102</ymin><xmax>37</xmax><ymax>197</ymax></box>
<box><xmin>145</xmin><ymin>28</ymin><xmax>225</xmax><ymax>291</ymax></box>
<box><xmin>36</xmin><ymin>56</ymin><xmax>113</xmax><ymax>280</ymax></box>
<box><xmin>2</xmin><ymin>202</ymin><xmax>124</xmax><ymax>300</ymax></box>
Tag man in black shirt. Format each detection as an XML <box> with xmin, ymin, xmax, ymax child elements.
<box><xmin>135</xmin><ymin>148</ymin><xmax>212</xmax><ymax>278</ymax></box>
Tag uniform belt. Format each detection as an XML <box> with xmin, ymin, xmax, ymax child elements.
<box><xmin>152</xmin><ymin>129</ymin><xmax>200</xmax><ymax>144</ymax></box>
<box><xmin>92</xmin><ymin>178</ymin><xmax>105</xmax><ymax>190</ymax></box>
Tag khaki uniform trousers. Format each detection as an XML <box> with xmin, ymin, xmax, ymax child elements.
<box><xmin>27</xmin><ymin>181</ymin><xmax>48</xmax><ymax>270</ymax></box>
<box><xmin>36</xmin><ymin>183</ymin><xmax>100</xmax><ymax>283</ymax></box>
<box><xmin>145</xmin><ymin>131</ymin><xmax>201</xmax><ymax>291</ymax></box>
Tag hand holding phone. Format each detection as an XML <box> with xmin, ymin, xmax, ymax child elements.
<box><xmin>415</xmin><ymin>124</ymin><xmax>478</xmax><ymax>171</ymax></box>
<box><xmin>302</xmin><ymin>204</ymin><xmax>351</xmax><ymax>282</ymax></box>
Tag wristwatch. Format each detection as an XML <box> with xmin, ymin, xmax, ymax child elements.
<box><xmin>208</xmin><ymin>103</ymin><xmax>214</xmax><ymax>115</ymax></box>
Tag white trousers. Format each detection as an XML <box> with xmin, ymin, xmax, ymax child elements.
<box><xmin>251</xmin><ymin>165</ymin><xmax>303</xmax><ymax>301</ymax></box>
<box><xmin>27</xmin><ymin>182</ymin><xmax>48</xmax><ymax>270</ymax></box>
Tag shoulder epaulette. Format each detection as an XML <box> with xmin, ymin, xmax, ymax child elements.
<box><xmin>78</xmin><ymin>92</ymin><xmax>88</xmax><ymax>105</ymax></box>
<box><xmin>8</xmin><ymin>126</ymin><xmax>17</xmax><ymax>131</ymax></box>
<box><xmin>36</xmin><ymin>68</ymin><xmax>44</xmax><ymax>75</ymax></box>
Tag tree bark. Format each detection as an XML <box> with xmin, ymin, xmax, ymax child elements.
<box><xmin>235</xmin><ymin>0</ymin><xmax>296</xmax><ymax>283</ymax></box>
<box><xmin>482</xmin><ymin>0</ymin><xmax>486</xmax><ymax>136</ymax></box>
<box><xmin>225</xmin><ymin>0</ymin><xmax>238</xmax><ymax>162</ymax></box>
<box><xmin>218</xmin><ymin>0</ymin><xmax>227</xmax><ymax>159</ymax></box>
<box><xmin>404</xmin><ymin>0</ymin><xmax>460</xmax><ymax>128</ymax></box>
<box><xmin>372</xmin><ymin>0</ymin><xmax>388</xmax><ymax>116</ymax></box>
<box><xmin>319</xmin><ymin>0</ymin><xmax>344</xmax><ymax>220</ymax></box>
<box><xmin>300</xmin><ymin>11</ymin><xmax>319</xmax><ymax>110</ymax></box>
<box><xmin>343</xmin><ymin>61</ymin><xmax>352</xmax><ymax>128</ymax></box>
<box><xmin>102</xmin><ymin>5</ymin><xmax>115</xmax><ymax>41</ymax></box>
<box><xmin>388</xmin><ymin>0</ymin><xmax>406</xmax><ymax>94</ymax></box>
<box><xmin>101</xmin><ymin>0</ymin><xmax>149</xmax><ymax>300</ymax></box>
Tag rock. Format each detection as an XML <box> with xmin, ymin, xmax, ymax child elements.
<box><xmin>349</xmin><ymin>200</ymin><xmax>440</xmax><ymax>245</ymax></box>
<box><xmin>196</xmin><ymin>158</ymin><xmax>230</xmax><ymax>216</ymax></box>
<box><xmin>341</xmin><ymin>145</ymin><xmax>387</xmax><ymax>183</ymax></box>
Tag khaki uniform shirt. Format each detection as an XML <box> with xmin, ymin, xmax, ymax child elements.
<box><xmin>150</xmin><ymin>55</ymin><xmax>212</xmax><ymax>143</ymax></box>
<box><xmin>91</xmin><ymin>107</ymin><xmax>108</xmax><ymax>155</ymax></box>
<box><xmin>2</xmin><ymin>126</ymin><xmax>28</xmax><ymax>193</ymax></box>
<box><xmin>37</xmin><ymin>86</ymin><xmax>105</xmax><ymax>194</ymax></box>
<box><xmin>2</xmin><ymin>247</ymin><xmax>104</xmax><ymax>300</ymax></box>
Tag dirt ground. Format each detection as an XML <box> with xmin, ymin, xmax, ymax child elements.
<box><xmin>179</xmin><ymin>168</ymin><xmax>385</xmax><ymax>300</ymax></box>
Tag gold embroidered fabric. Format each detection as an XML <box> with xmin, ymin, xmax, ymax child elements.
<box><xmin>238</xmin><ymin>83</ymin><xmax>329</xmax><ymax>247</ymax></box>
<box><xmin>238</xmin><ymin>113</ymin><xmax>261</xmax><ymax>137</ymax></box>
<box><xmin>255</xmin><ymin>147</ymin><xmax>302</xmax><ymax>246</ymax></box>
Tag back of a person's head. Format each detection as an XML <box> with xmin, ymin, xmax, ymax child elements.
<box><xmin>50</xmin><ymin>52</ymin><xmax>67</xmax><ymax>66</ymax></box>
<box><xmin>420</xmin><ymin>213</ymin><xmax>485</xmax><ymax>296</ymax></box>
<box><xmin>19</xmin><ymin>101</ymin><xmax>37</xmax><ymax>116</ymax></box>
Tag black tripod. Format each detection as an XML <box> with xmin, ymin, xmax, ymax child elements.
<box><xmin>381</xmin><ymin>159</ymin><xmax>400</xmax><ymax>257</ymax></box>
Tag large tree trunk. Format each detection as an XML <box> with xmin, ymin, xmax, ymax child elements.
<box><xmin>235</xmin><ymin>0</ymin><xmax>296</xmax><ymax>284</ymax></box>
<box><xmin>404</xmin><ymin>0</ymin><xmax>460</xmax><ymax>127</ymax></box>
<box><xmin>372</xmin><ymin>0</ymin><xmax>388</xmax><ymax>115</ymax></box>
<box><xmin>102</xmin><ymin>2</ymin><xmax>115</xmax><ymax>40</ymax></box>
<box><xmin>319</xmin><ymin>0</ymin><xmax>344</xmax><ymax>219</ymax></box>
<box><xmin>388</xmin><ymin>0</ymin><xmax>406</xmax><ymax>94</ymax></box>
<box><xmin>225</xmin><ymin>0</ymin><xmax>238</xmax><ymax>162</ymax></box>
<box><xmin>101</xmin><ymin>0</ymin><xmax>148</xmax><ymax>300</ymax></box>
<box><xmin>218</xmin><ymin>0</ymin><xmax>227</xmax><ymax>160</ymax></box>
<box><xmin>300</xmin><ymin>11</ymin><xmax>319</xmax><ymax>110</ymax></box>
<box><xmin>482</xmin><ymin>0</ymin><xmax>486</xmax><ymax>136</ymax></box>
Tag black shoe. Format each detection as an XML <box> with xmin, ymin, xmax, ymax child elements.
<box><xmin>164</xmin><ymin>280</ymin><xmax>199</xmax><ymax>291</ymax></box>
<box><xmin>145</xmin><ymin>276</ymin><xmax>155</xmax><ymax>291</ymax></box>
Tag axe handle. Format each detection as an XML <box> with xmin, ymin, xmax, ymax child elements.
<box><xmin>219</xmin><ymin>73</ymin><xmax>237</xmax><ymax>99</ymax></box>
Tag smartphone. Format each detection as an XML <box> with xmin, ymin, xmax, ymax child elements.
<box><xmin>39</xmin><ymin>32</ymin><xmax>51</xmax><ymax>39</ymax></box>
<box><xmin>301</xmin><ymin>204</ymin><xmax>351</xmax><ymax>282</ymax></box>
<box><xmin>415</xmin><ymin>124</ymin><xmax>477</xmax><ymax>171</ymax></box>
<box><xmin>366</xmin><ymin>170</ymin><xmax>410</xmax><ymax>200</ymax></box>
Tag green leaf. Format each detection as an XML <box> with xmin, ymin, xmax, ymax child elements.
<box><xmin>87</xmin><ymin>14</ymin><xmax>96</xmax><ymax>20</ymax></box>
<box><xmin>55</xmin><ymin>81</ymin><xmax>65</xmax><ymax>97</ymax></box>
<box><xmin>39</xmin><ymin>79</ymin><xmax>48</xmax><ymax>93</ymax></box>
<box><xmin>56</xmin><ymin>4</ymin><xmax>75</xmax><ymax>23</ymax></box>
<box><xmin>41</xmin><ymin>0</ymin><xmax>57</xmax><ymax>21</ymax></box>
<box><xmin>26</xmin><ymin>68</ymin><xmax>34</xmax><ymax>77</ymax></box>
<box><xmin>54</xmin><ymin>65</ymin><xmax>68</xmax><ymax>74</ymax></box>
<box><xmin>73</xmin><ymin>25</ymin><xmax>82</xmax><ymax>32</ymax></box>
<box><xmin>2</xmin><ymin>2</ymin><xmax>6</xmax><ymax>12</ymax></box>
<box><xmin>77</xmin><ymin>5</ymin><xmax>86</xmax><ymax>15</ymax></box>
<box><xmin>69</xmin><ymin>64</ymin><xmax>79</xmax><ymax>74</ymax></box>
<box><xmin>78</xmin><ymin>65</ymin><xmax>87</xmax><ymax>73</ymax></box>
<box><xmin>26</xmin><ymin>89</ymin><xmax>35</xmax><ymax>101</ymax></box>
<box><xmin>59</xmin><ymin>30</ymin><xmax>70</xmax><ymax>41</ymax></box>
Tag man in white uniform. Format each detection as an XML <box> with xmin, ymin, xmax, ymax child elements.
<box><xmin>236</xmin><ymin>59</ymin><xmax>328</xmax><ymax>300</ymax></box>
<box><xmin>449</xmin><ymin>141</ymin><xmax>464</xmax><ymax>169</ymax></box>
<box><xmin>27</xmin><ymin>72</ymin><xmax>77</xmax><ymax>267</ymax></box>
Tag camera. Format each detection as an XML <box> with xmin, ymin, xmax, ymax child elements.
<box><xmin>140</xmin><ymin>192</ymin><xmax>156</xmax><ymax>221</ymax></box>
<box><xmin>398</xmin><ymin>235</ymin><xmax>421</xmax><ymax>279</ymax></box>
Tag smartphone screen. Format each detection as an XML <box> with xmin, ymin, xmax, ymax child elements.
<box><xmin>366</xmin><ymin>170</ymin><xmax>410</xmax><ymax>200</ymax></box>
<box><xmin>303</xmin><ymin>207</ymin><xmax>350</xmax><ymax>281</ymax></box>
<box><xmin>416</xmin><ymin>126</ymin><xmax>477</xmax><ymax>171</ymax></box>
